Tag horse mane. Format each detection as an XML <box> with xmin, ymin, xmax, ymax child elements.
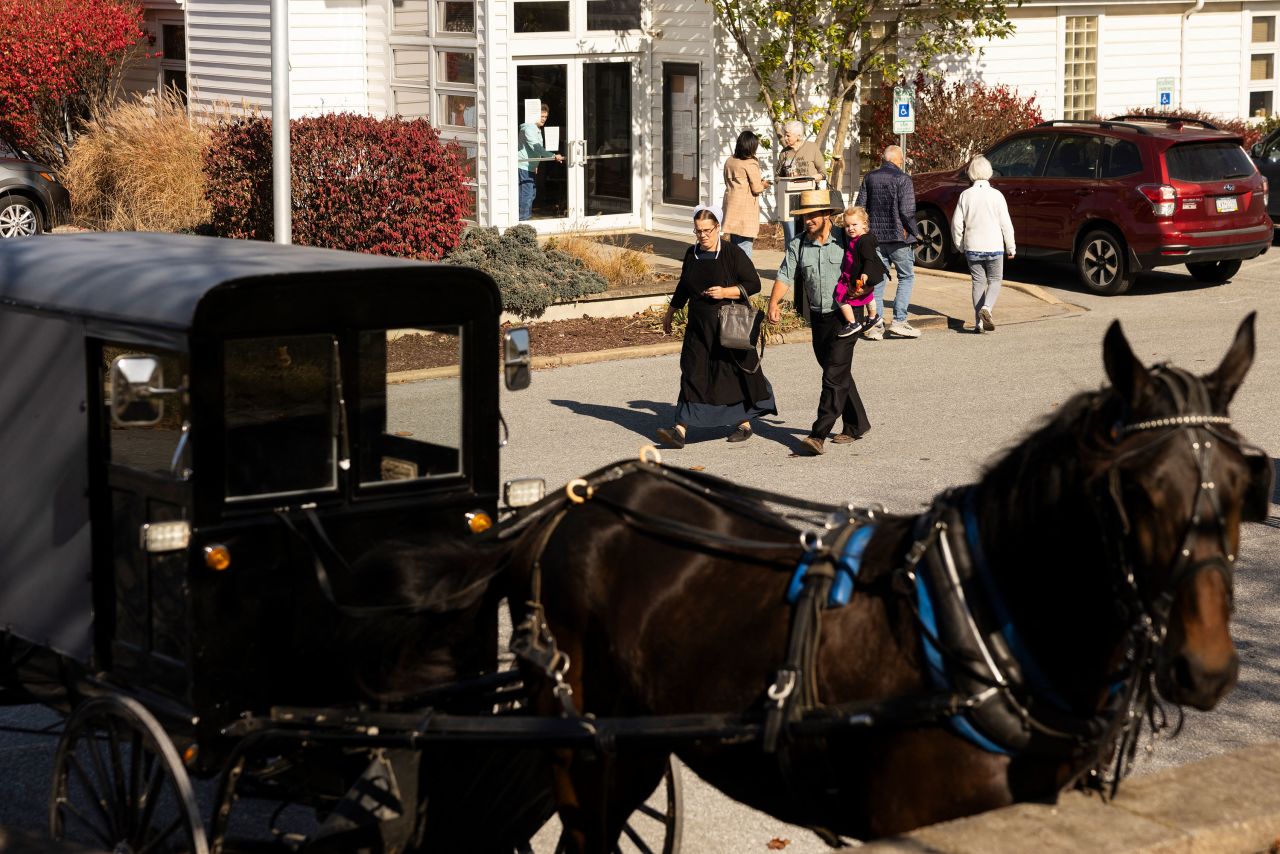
<box><xmin>979</xmin><ymin>388</ymin><xmax>1113</xmax><ymax>525</ymax></box>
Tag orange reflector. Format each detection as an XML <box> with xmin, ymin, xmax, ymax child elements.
<box><xmin>182</xmin><ymin>744</ymin><xmax>199</xmax><ymax>766</ymax></box>
<box><xmin>204</xmin><ymin>545</ymin><xmax>231</xmax><ymax>571</ymax></box>
<box><xmin>466</xmin><ymin>511</ymin><xmax>493</xmax><ymax>534</ymax></box>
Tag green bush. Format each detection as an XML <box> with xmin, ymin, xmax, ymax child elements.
<box><xmin>445</xmin><ymin>224</ymin><xmax>607</xmax><ymax>319</ymax></box>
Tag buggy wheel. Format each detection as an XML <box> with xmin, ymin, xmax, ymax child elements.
<box><xmin>50</xmin><ymin>695</ymin><xmax>209</xmax><ymax>854</ymax></box>
<box><xmin>518</xmin><ymin>757</ymin><xmax>683</xmax><ymax>854</ymax></box>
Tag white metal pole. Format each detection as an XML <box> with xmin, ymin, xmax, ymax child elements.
<box><xmin>271</xmin><ymin>0</ymin><xmax>291</xmax><ymax>245</ymax></box>
<box><xmin>899</xmin><ymin>132</ymin><xmax>906</xmax><ymax>171</ymax></box>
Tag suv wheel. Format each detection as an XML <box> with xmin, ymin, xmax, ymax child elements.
<box><xmin>1076</xmin><ymin>230</ymin><xmax>1134</xmax><ymax>295</ymax></box>
<box><xmin>0</xmin><ymin>196</ymin><xmax>42</xmax><ymax>238</ymax></box>
<box><xmin>1185</xmin><ymin>259</ymin><xmax>1242</xmax><ymax>284</ymax></box>
<box><xmin>914</xmin><ymin>210</ymin><xmax>951</xmax><ymax>269</ymax></box>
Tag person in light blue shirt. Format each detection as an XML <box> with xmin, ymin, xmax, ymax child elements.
<box><xmin>518</xmin><ymin>102</ymin><xmax>563</xmax><ymax>220</ymax></box>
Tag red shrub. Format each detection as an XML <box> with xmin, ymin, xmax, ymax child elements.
<box><xmin>204</xmin><ymin>113</ymin><xmax>470</xmax><ymax>260</ymax></box>
<box><xmin>1105</xmin><ymin>107</ymin><xmax>1265</xmax><ymax>149</ymax></box>
<box><xmin>861</xmin><ymin>75</ymin><xmax>1045</xmax><ymax>174</ymax></box>
<box><xmin>0</xmin><ymin>0</ymin><xmax>151</xmax><ymax>165</ymax></box>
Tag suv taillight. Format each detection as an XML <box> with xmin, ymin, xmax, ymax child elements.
<box><xmin>1137</xmin><ymin>184</ymin><xmax>1177</xmax><ymax>217</ymax></box>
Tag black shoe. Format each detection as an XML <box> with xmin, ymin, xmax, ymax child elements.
<box><xmin>656</xmin><ymin>426</ymin><xmax>686</xmax><ymax>449</ymax></box>
<box><xmin>727</xmin><ymin>425</ymin><xmax>753</xmax><ymax>443</ymax></box>
<box><xmin>836</xmin><ymin>321</ymin><xmax>858</xmax><ymax>338</ymax></box>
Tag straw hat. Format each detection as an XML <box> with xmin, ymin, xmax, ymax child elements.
<box><xmin>790</xmin><ymin>188</ymin><xmax>844</xmax><ymax>216</ymax></box>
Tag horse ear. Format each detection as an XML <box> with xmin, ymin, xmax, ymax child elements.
<box><xmin>1203</xmin><ymin>312</ymin><xmax>1256</xmax><ymax>410</ymax></box>
<box><xmin>1103</xmin><ymin>320</ymin><xmax>1147</xmax><ymax>405</ymax></box>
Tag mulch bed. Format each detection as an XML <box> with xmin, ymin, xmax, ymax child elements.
<box><xmin>387</xmin><ymin>313</ymin><xmax>673</xmax><ymax>372</ymax></box>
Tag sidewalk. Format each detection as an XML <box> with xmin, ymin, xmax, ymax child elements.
<box><xmin>531</xmin><ymin>230</ymin><xmax>1083</xmax><ymax>334</ymax></box>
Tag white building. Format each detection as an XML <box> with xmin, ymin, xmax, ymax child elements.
<box><xmin>129</xmin><ymin>0</ymin><xmax>1280</xmax><ymax>236</ymax></box>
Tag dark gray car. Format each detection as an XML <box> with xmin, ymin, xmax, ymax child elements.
<box><xmin>1251</xmin><ymin>128</ymin><xmax>1280</xmax><ymax>228</ymax></box>
<box><xmin>0</xmin><ymin>143</ymin><xmax>70</xmax><ymax>238</ymax></box>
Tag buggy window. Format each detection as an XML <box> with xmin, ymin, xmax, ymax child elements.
<box><xmin>356</xmin><ymin>326</ymin><xmax>463</xmax><ymax>485</ymax></box>
<box><xmin>106</xmin><ymin>347</ymin><xmax>187</xmax><ymax>476</ymax></box>
<box><xmin>224</xmin><ymin>335</ymin><xmax>338</xmax><ymax>500</ymax></box>
<box><xmin>986</xmin><ymin>134</ymin><xmax>1054</xmax><ymax>178</ymax></box>
<box><xmin>1165</xmin><ymin>142</ymin><xmax>1255</xmax><ymax>182</ymax></box>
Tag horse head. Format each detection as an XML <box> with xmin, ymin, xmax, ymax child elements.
<box><xmin>1100</xmin><ymin>313</ymin><xmax>1269</xmax><ymax>711</ymax></box>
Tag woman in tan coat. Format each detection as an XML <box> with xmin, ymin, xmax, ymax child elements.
<box><xmin>721</xmin><ymin>130</ymin><xmax>771</xmax><ymax>259</ymax></box>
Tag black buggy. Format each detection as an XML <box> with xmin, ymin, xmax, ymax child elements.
<box><xmin>0</xmin><ymin>233</ymin><xmax>681</xmax><ymax>853</ymax></box>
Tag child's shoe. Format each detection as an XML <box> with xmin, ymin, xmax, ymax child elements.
<box><xmin>836</xmin><ymin>321</ymin><xmax>858</xmax><ymax>338</ymax></box>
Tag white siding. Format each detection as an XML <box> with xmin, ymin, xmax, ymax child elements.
<box><xmin>1181</xmin><ymin>4</ymin><xmax>1246</xmax><ymax>113</ymax></box>
<box><xmin>1095</xmin><ymin>5</ymin><xmax>1184</xmax><ymax>115</ymax></box>
<box><xmin>366</xmin><ymin>0</ymin><xmax>391</xmax><ymax>117</ymax></box>
<box><xmin>484</xmin><ymin>0</ymin><xmax>512</xmax><ymax>225</ymax></box>
<box><xmin>290</xmin><ymin>0</ymin><xmax>368</xmax><ymax>115</ymax></box>
<box><xmin>949</xmin><ymin>6</ymin><xmax>1060</xmax><ymax>118</ymax></box>
<box><xmin>649</xmin><ymin>0</ymin><xmax>714</xmax><ymax>234</ymax></box>
<box><xmin>186</xmin><ymin>0</ymin><xmax>272</xmax><ymax>114</ymax></box>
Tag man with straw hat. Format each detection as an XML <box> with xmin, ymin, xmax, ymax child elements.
<box><xmin>767</xmin><ymin>189</ymin><xmax>872</xmax><ymax>456</ymax></box>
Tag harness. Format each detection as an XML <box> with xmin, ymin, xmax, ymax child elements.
<box><xmin>507</xmin><ymin>378</ymin><xmax>1268</xmax><ymax>794</ymax></box>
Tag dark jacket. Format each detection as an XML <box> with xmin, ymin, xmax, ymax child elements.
<box><xmin>855</xmin><ymin>162</ymin><xmax>918</xmax><ymax>246</ymax></box>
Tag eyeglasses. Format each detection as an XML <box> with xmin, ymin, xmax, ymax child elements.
<box><xmin>694</xmin><ymin>225</ymin><xmax>719</xmax><ymax>236</ymax></box>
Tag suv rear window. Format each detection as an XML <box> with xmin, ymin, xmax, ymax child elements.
<box><xmin>1165</xmin><ymin>143</ymin><xmax>1255</xmax><ymax>182</ymax></box>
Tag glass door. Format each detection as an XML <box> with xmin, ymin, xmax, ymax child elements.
<box><xmin>516</xmin><ymin>58</ymin><xmax>639</xmax><ymax>228</ymax></box>
<box><xmin>579</xmin><ymin>61</ymin><xmax>634</xmax><ymax>219</ymax></box>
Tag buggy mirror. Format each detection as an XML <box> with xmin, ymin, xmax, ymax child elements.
<box><xmin>1252</xmin><ymin>143</ymin><xmax>1263</xmax><ymax>158</ymax></box>
<box><xmin>109</xmin><ymin>355</ymin><xmax>179</xmax><ymax>426</ymax></box>
<box><xmin>504</xmin><ymin>327</ymin><xmax>532</xmax><ymax>391</ymax></box>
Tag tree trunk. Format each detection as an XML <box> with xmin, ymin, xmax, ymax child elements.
<box><xmin>828</xmin><ymin>91</ymin><xmax>858</xmax><ymax>192</ymax></box>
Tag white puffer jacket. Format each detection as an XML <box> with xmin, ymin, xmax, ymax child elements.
<box><xmin>951</xmin><ymin>180</ymin><xmax>1016</xmax><ymax>255</ymax></box>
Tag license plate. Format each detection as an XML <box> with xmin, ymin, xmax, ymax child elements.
<box><xmin>1215</xmin><ymin>196</ymin><xmax>1239</xmax><ymax>213</ymax></box>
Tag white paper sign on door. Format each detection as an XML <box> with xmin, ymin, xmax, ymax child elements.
<box><xmin>543</xmin><ymin>126</ymin><xmax>560</xmax><ymax>154</ymax></box>
<box><xmin>523</xmin><ymin>98</ymin><xmax>542</xmax><ymax>126</ymax></box>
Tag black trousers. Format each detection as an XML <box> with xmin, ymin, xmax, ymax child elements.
<box><xmin>808</xmin><ymin>310</ymin><xmax>871</xmax><ymax>440</ymax></box>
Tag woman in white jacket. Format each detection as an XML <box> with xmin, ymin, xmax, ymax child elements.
<box><xmin>951</xmin><ymin>156</ymin><xmax>1016</xmax><ymax>334</ymax></box>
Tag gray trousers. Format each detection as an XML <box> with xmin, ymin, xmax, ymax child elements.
<box><xmin>968</xmin><ymin>254</ymin><xmax>1003</xmax><ymax>317</ymax></box>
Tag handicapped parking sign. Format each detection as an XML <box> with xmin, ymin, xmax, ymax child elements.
<box><xmin>892</xmin><ymin>87</ymin><xmax>915</xmax><ymax>134</ymax></box>
<box><xmin>1156</xmin><ymin>77</ymin><xmax>1175</xmax><ymax>108</ymax></box>
<box><xmin>1159</xmin><ymin>92</ymin><xmax>1171</xmax><ymax>106</ymax></box>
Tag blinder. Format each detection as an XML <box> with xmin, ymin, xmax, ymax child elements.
<box><xmin>1242</xmin><ymin>450</ymin><xmax>1275</xmax><ymax>523</ymax></box>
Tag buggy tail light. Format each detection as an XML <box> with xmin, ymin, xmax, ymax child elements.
<box><xmin>504</xmin><ymin>478</ymin><xmax>546</xmax><ymax>508</ymax></box>
<box><xmin>204</xmin><ymin>544</ymin><xmax>231</xmax><ymax>571</ymax></box>
<box><xmin>1137</xmin><ymin>184</ymin><xmax>1177</xmax><ymax>216</ymax></box>
<box><xmin>140</xmin><ymin>521</ymin><xmax>190</xmax><ymax>553</ymax></box>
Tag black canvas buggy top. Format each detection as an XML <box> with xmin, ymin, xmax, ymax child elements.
<box><xmin>0</xmin><ymin>233</ymin><xmax>501</xmax><ymax>689</ymax></box>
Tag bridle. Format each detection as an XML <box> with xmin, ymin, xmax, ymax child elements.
<box><xmin>1085</xmin><ymin>365</ymin><xmax>1261</xmax><ymax>791</ymax></box>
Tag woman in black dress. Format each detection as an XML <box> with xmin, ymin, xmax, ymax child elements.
<box><xmin>656</xmin><ymin>205</ymin><xmax>777</xmax><ymax>447</ymax></box>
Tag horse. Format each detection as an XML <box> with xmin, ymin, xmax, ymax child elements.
<box><xmin>502</xmin><ymin>315</ymin><xmax>1272</xmax><ymax>851</ymax></box>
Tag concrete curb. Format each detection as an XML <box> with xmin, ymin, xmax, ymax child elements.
<box><xmin>861</xmin><ymin>742</ymin><xmax>1280</xmax><ymax>853</ymax></box>
<box><xmin>920</xmin><ymin>265</ymin><xmax>1074</xmax><ymax>308</ymax></box>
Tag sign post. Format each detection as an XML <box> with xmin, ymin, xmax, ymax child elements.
<box><xmin>1156</xmin><ymin>77</ymin><xmax>1175</xmax><ymax>109</ymax></box>
<box><xmin>892</xmin><ymin>86</ymin><xmax>915</xmax><ymax>169</ymax></box>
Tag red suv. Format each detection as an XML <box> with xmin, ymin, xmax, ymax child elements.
<box><xmin>912</xmin><ymin>117</ymin><xmax>1271</xmax><ymax>294</ymax></box>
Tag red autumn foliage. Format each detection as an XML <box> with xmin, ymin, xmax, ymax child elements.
<box><xmin>0</xmin><ymin>0</ymin><xmax>151</xmax><ymax>165</ymax></box>
<box><xmin>861</xmin><ymin>75</ymin><xmax>1045</xmax><ymax>174</ymax></box>
<box><xmin>1101</xmin><ymin>106</ymin><xmax>1266</xmax><ymax>149</ymax></box>
<box><xmin>204</xmin><ymin>113</ymin><xmax>471</xmax><ymax>260</ymax></box>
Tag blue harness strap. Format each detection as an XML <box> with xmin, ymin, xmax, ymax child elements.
<box><xmin>786</xmin><ymin>525</ymin><xmax>875</xmax><ymax>608</ymax></box>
